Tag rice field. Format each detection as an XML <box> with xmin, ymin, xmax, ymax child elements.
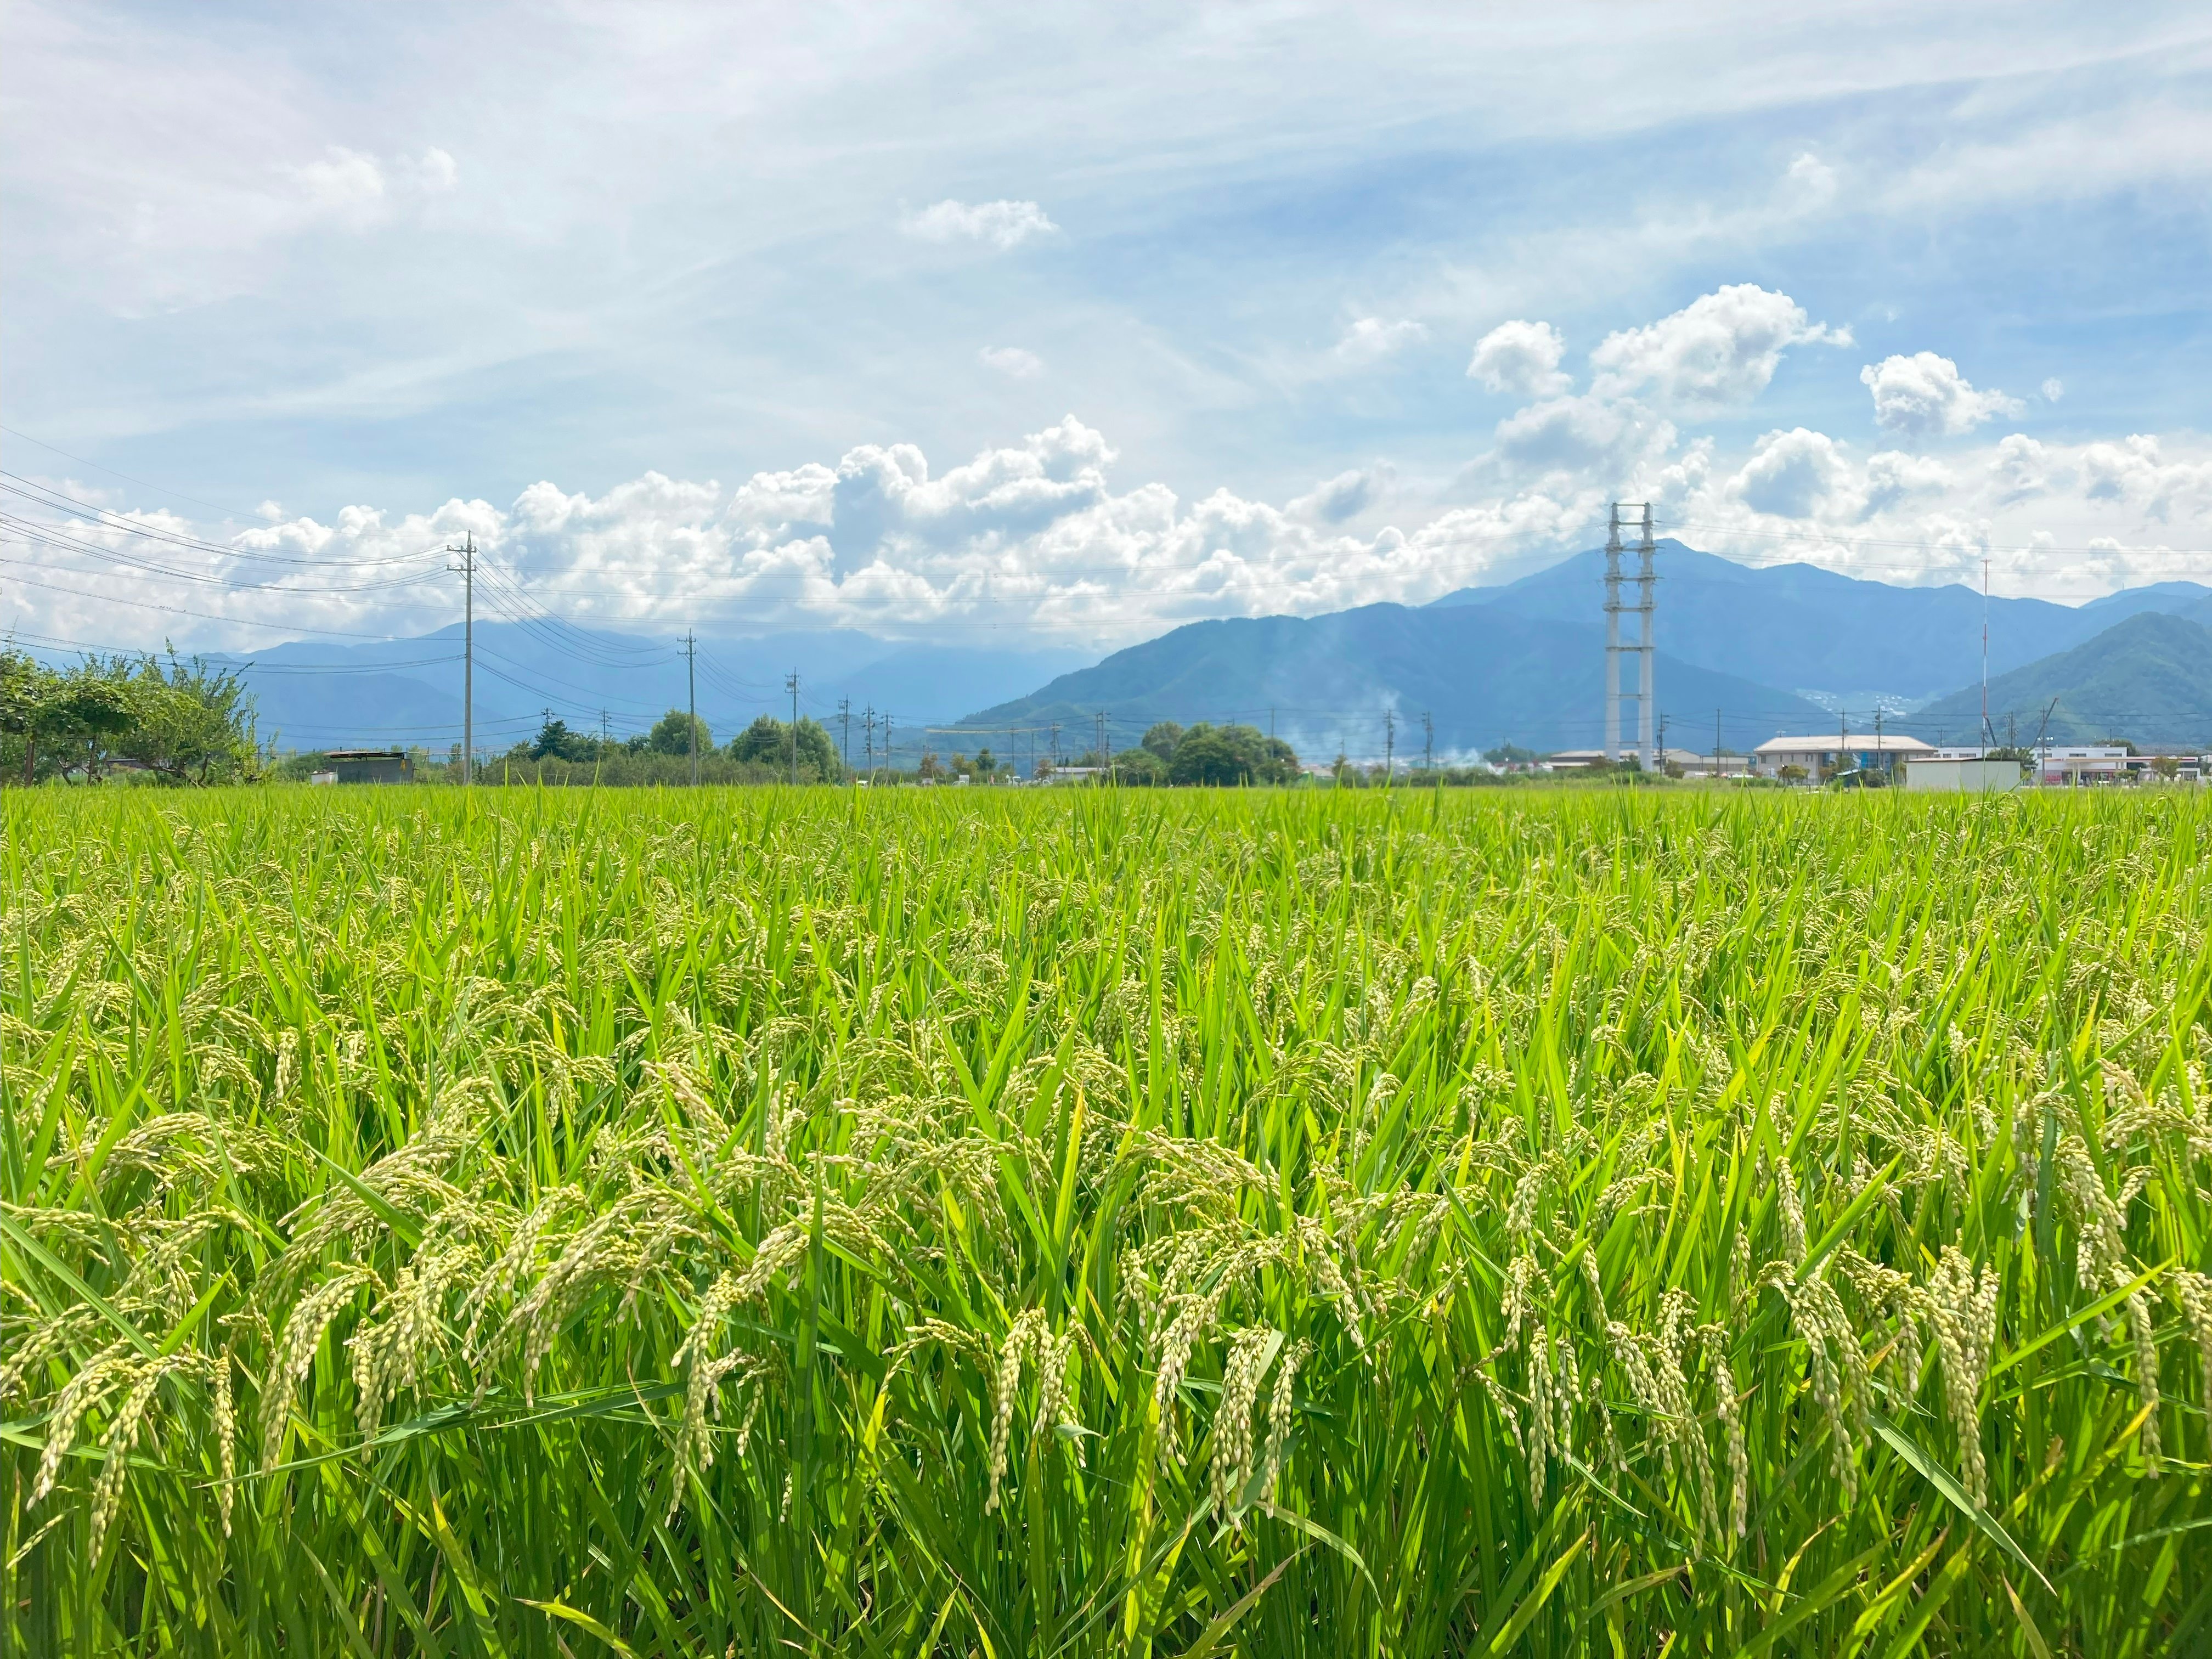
<box><xmin>3</xmin><ymin>785</ymin><xmax>2209</xmax><ymax>1656</ymax></box>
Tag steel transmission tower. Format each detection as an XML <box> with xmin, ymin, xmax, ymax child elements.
<box><xmin>1603</xmin><ymin>503</ymin><xmax>1657</xmax><ymax>771</ymax></box>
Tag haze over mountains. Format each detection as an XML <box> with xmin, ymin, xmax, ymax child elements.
<box><xmin>962</xmin><ymin>543</ymin><xmax>2212</xmax><ymax>758</ymax></box>
<box><xmin>89</xmin><ymin>541</ymin><xmax>2212</xmax><ymax>760</ymax></box>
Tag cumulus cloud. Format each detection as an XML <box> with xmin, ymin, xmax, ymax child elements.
<box><xmin>1590</xmin><ymin>284</ymin><xmax>1849</xmax><ymax>410</ymax></box>
<box><xmin>1728</xmin><ymin>428</ymin><xmax>1853</xmax><ymax>519</ymax></box>
<box><xmin>1988</xmin><ymin>435</ymin><xmax>2051</xmax><ymax>504</ymax></box>
<box><xmin>979</xmin><ymin>345</ymin><xmax>1044</xmax><ymax>378</ymax></box>
<box><xmin>1289</xmin><ymin>465</ymin><xmax>1392</xmax><ymax>523</ymax></box>
<box><xmin>2079</xmin><ymin>434</ymin><xmax>2212</xmax><ymax>519</ymax></box>
<box><xmin>2041</xmin><ymin>378</ymin><xmax>2064</xmax><ymax>403</ymax></box>
<box><xmin>901</xmin><ymin>198</ymin><xmax>1058</xmax><ymax>249</ymax></box>
<box><xmin>22</xmin><ymin>416</ymin><xmax>1611</xmax><ymax>652</ymax></box>
<box><xmin>1492</xmin><ymin>393</ymin><xmax>1673</xmax><ymax>475</ymax></box>
<box><xmin>1333</xmin><ymin>316</ymin><xmax>1426</xmax><ymax>365</ymax></box>
<box><xmin>1860</xmin><ymin>449</ymin><xmax>1951</xmax><ymax>516</ymax></box>
<box><xmin>1468</xmin><ymin>319</ymin><xmax>1570</xmax><ymax>397</ymax></box>
<box><xmin>1860</xmin><ymin>352</ymin><xmax>2023</xmax><ymax>438</ymax></box>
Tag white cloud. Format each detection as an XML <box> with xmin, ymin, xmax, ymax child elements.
<box><xmin>2079</xmin><ymin>435</ymin><xmax>2212</xmax><ymax>519</ymax></box>
<box><xmin>1333</xmin><ymin>317</ymin><xmax>1426</xmax><ymax>365</ymax></box>
<box><xmin>2041</xmin><ymin>378</ymin><xmax>2064</xmax><ymax>403</ymax></box>
<box><xmin>1863</xmin><ymin>450</ymin><xmax>1952</xmax><ymax>516</ymax></box>
<box><xmin>1589</xmin><ymin>284</ymin><xmax>1848</xmax><ymax>410</ymax></box>
<box><xmin>1728</xmin><ymin>427</ymin><xmax>1854</xmax><ymax>519</ymax></box>
<box><xmin>1785</xmin><ymin>151</ymin><xmax>1837</xmax><ymax>207</ymax></box>
<box><xmin>281</xmin><ymin>144</ymin><xmax>458</xmax><ymax>233</ymax></box>
<box><xmin>979</xmin><ymin>345</ymin><xmax>1044</xmax><ymax>379</ymax></box>
<box><xmin>901</xmin><ymin>199</ymin><xmax>1058</xmax><ymax>250</ymax></box>
<box><xmin>1860</xmin><ymin>352</ymin><xmax>2023</xmax><ymax>438</ymax></box>
<box><xmin>406</xmin><ymin>146</ymin><xmax>459</xmax><ymax>194</ymax></box>
<box><xmin>1988</xmin><ymin>435</ymin><xmax>2051</xmax><ymax>504</ymax></box>
<box><xmin>1468</xmin><ymin>320</ymin><xmax>1570</xmax><ymax>397</ymax></box>
<box><xmin>1491</xmin><ymin>393</ymin><xmax>1673</xmax><ymax>475</ymax></box>
<box><xmin>1289</xmin><ymin>465</ymin><xmax>1391</xmax><ymax>524</ymax></box>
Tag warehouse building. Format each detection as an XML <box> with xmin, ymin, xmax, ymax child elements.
<box><xmin>1753</xmin><ymin>732</ymin><xmax>1934</xmax><ymax>780</ymax></box>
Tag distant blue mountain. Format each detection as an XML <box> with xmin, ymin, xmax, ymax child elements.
<box><xmin>1430</xmin><ymin>543</ymin><xmax>2212</xmax><ymax>702</ymax></box>
<box><xmin>1914</xmin><ymin>611</ymin><xmax>2212</xmax><ymax>748</ymax></box>
<box><xmin>195</xmin><ymin>623</ymin><xmax>1091</xmax><ymax>756</ymax></box>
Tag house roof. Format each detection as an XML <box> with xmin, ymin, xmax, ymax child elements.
<box><xmin>1753</xmin><ymin>733</ymin><xmax>1934</xmax><ymax>755</ymax></box>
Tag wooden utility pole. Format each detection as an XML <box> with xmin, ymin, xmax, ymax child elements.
<box><xmin>447</xmin><ymin>532</ymin><xmax>475</xmax><ymax>792</ymax></box>
<box><xmin>787</xmin><ymin>670</ymin><xmax>800</xmax><ymax>786</ymax></box>
<box><xmin>685</xmin><ymin>631</ymin><xmax>698</xmax><ymax>786</ymax></box>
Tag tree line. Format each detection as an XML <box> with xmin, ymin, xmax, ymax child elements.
<box><xmin>1</xmin><ymin>648</ymin><xmax>260</xmax><ymax>786</ymax></box>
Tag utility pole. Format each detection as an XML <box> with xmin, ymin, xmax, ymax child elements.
<box><xmin>447</xmin><ymin>531</ymin><xmax>475</xmax><ymax>792</ymax></box>
<box><xmin>1421</xmin><ymin>712</ymin><xmax>1433</xmax><ymax>772</ymax></box>
<box><xmin>863</xmin><ymin>706</ymin><xmax>875</xmax><ymax>780</ymax></box>
<box><xmin>838</xmin><ymin>698</ymin><xmax>851</xmax><ymax>774</ymax></box>
<box><xmin>1383</xmin><ymin>708</ymin><xmax>1396</xmax><ymax>781</ymax></box>
<box><xmin>1990</xmin><ymin>555</ymin><xmax>2008</xmax><ymax>752</ymax></box>
<box><xmin>1656</xmin><ymin>710</ymin><xmax>1668</xmax><ymax>774</ymax></box>
<box><xmin>1049</xmin><ymin>721</ymin><xmax>1060</xmax><ymax>770</ymax></box>
<box><xmin>1839</xmin><ymin>704</ymin><xmax>1849</xmax><ymax>781</ymax></box>
<box><xmin>685</xmin><ymin>631</ymin><xmax>699</xmax><ymax>786</ymax></box>
<box><xmin>884</xmin><ymin>711</ymin><xmax>893</xmax><ymax>777</ymax></box>
<box><xmin>1874</xmin><ymin>707</ymin><xmax>1886</xmax><ymax>781</ymax></box>
<box><xmin>600</xmin><ymin>708</ymin><xmax>611</xmax><ymax>753</ymax></box>
<box><xmin>1096</xmin><ymin>712</ymin><xmax>1108</xmax><ymax>778</ymax></box>
<box><xmin>787</xmin><ymin>669</ymin><xmax>800</xmax><ymax>786</ymax></box>
<box><xmin>1715</xmin><ymin>707</ymin><xmax>1723</xmax><ymax>780</ymax></box>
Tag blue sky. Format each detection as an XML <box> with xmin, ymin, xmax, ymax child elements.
<box><xmin>5</xmin><ymin>1</ymin><xmax>2211</xmax><ymax>651</ymax></box>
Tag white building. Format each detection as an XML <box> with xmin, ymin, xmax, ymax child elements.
<box><xmin>1753</xmin><ymin>733</ymin><xmax>1934</xmax><ymax>779</ymax></box>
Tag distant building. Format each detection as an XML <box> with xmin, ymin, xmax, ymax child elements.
<box><xmin>2030</xmin><ymin>745</ymin><xmax>2131</xmax><ymax>786</ymax></box>
<box><xmin>1753</xmin><ymin>733</ymin><xmax>1933</xmax><ymax>778</ymax></box>
<box><xmin>1546</xmin><ymin>747</ymin><xmax>1739</xmax><ymax>775</ymax></box>
<box><xmin>324</xmin><ymin>749</ymin><xmax>413</xmax><ymax>785</ymax></box>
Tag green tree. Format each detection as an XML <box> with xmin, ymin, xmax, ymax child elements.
<box><xmin>1141</xmin><ymin>721</ymin><xmax>1184</xmax><ymax>760</ymax></box>
<box><xmin>1110</xmin><ymin>747</ymin><xmax>1166</xmax><ymax>785</ymax></box>
<box><xmin>729</xmin><ymin>714</ymin><xmax>840</xmax><ymax>781</ymax></box>
<box><xmin>1</xmin><ymin>650</ymin><xmax>52</xmax><ymax>784</ymax></box>
<box><xmin>12</xmin><ymin>659</ymin><xmax>139</xmax><ymax>783</ymax></box>
<box><xmin>647</xmin><ymin>708</ymin><xmax>712</xmax><ymax>757</ymax></box>
<box><xmin>973</xmin><ymin>747</ymin><xmax>996</xmax><ymax>779</ymax></box>
<box><xmin>531</xmin><ymin>717</ymin><xmax>592</xmax><ymax>761</ymax></box>
<box><xmin>116</xmin><ymin>651</ymin><xmax>260</xmax><ymax>783</ymax></box>
<box><xmin>1163</xmin><ymin>722</ymin><xmax>1299</xmax><ymax>786</ymax></box>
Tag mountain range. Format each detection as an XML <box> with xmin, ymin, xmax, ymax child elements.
<box><xmin>1914</xmin><ymin>611</ymin><xmax>2212</xmax><ymax>748</ymax></box>
<box><xmin>185</xmin><ymin>624</ymin><xmax>1089</xmax><ymax>758</ymax></box>
<box><xmin>959</xmin><ymin>545</ymin><xmax>2212</xmax><ymax>759</ymax></box>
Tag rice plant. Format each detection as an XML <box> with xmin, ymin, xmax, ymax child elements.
<box><xmin>3</xmin><ymin>784</ymin><xmax>2208</xmax><ymax>1655</ymax></box>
